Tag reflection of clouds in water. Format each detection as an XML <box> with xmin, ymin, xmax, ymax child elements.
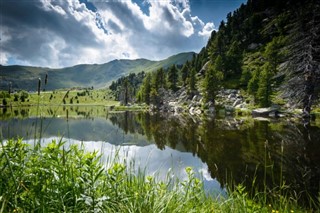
<box><xmin>25</xmin><ymin>137</ymin><xmax>224</xmax><ymax>196</ymax></box>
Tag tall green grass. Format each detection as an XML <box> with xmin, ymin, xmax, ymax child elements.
<box><xmin>0</xmin><ymin>138</ymin><xmax>317</xmax><ymax>212</ymax></box>
<box><xmin>0</xmin><ymin>139</ymin><xmax>213</xmax><ymax>212</ymax></box>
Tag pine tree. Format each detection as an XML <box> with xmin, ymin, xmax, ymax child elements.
<box><xmin>180</xmin><ymin>62</ymin><xmax>189</xmax><ymax>86</ymax></box>
<box><xmin>188</xmin><ymin>68</ymin><xmax>196</xmax><ymax>96</ymax></box>
<box><xmin>204</xmin><ymin>58</ymin><xmax>224</xmax><ymax>103</ymax></box>
<box><xmin>256</xmin><ymin>64</ymin><xmax>272</xmax><ymax>107</ymax></box>
<box><xmin>168</xmin><ymin>65</ymin><xmax>178</xmax><ymax>92</ymax></box>
<box><xmin>155</xmin><ymin>68</ymin><xmax>167</xmax><ymax>89</ymax></box>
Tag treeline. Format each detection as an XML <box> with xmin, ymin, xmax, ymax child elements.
<box><xmin>109</xmin><ymin>53</ymin><xmax>203</xmax><ymax>106</ymax></box>
<box><xmin>109</xmin><ymin>72</ymin><xmax>146</xmax><ymax>105</ymax></box>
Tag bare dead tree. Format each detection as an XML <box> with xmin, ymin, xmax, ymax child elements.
<box><xmin>281</xmin><ymin>0</ymin><xmax>320</xmax><ymax>124</ymax></box>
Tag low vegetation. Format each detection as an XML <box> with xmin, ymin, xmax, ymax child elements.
<box><xmin>0</xmin><ymin>138</ymin><xmax>316</xmax><ymax>212</ymax></box>
<box><xmin>0</xmin><ymin>89</ymin><xmax>119</xmax><ymax>107</ymax></box>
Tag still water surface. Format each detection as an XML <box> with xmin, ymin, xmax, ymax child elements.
<box><xmin>1</xmin><ymin>106</ymin><xmax>320</xmax><ymax>203</ymax></box>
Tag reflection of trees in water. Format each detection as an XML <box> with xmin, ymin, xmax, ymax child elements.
<box><xmin>109</xmin><ymin>112</ymin><xmax>144</xmax><ymax>135</ymax></box>
<box><xmin>109</xmin><ymin>112</ymin><xmax>320</xmax><ymax>206</ymax></box>
<box><xmin>1</xmin><ymin>107</ymin><xmax>30</xmax><ymax>119</ymax></box>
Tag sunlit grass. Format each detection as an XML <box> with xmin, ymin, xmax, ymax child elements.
<box><xmin>1</xmin><ymin>89</ymin><xmax>119</xmax><ymax>107</ymax></box>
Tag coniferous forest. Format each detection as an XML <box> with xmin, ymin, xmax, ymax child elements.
<box><xmin>110</xmin><ymin>0</ymin><xmax>320</xmax><ymax>122</ymax></box>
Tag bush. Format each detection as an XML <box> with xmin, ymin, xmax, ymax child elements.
<box><xmin>2</xmin><ymin>98</ymin><xmax>7</xmax><ymax>106</ymax></box>
<box><xmin>0</xmin><ymin>91</ymin><xmax>10</xmax><ymax>99</ymax></box>
<box><xmin>20</xmin><ymin>91</ymin><xmax>29</xmax><ymax>102</ymax></box>
<box><xmin>13</xmin><ymin>94</ymin><xmax>19</xmax><ymax>102</ymax></box>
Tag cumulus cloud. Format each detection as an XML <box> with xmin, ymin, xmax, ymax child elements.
<box><xmin>199</xmin><ymin>22</ymin><xmax>215</xmax><ymax>37</ymax></box>
<box><xmin>0</xmin><ymin>0</ymin><xmax>215</xmax><ymax>68</ymax></box>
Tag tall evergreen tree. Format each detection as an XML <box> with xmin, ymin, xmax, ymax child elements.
<box><xmin>155</xmin><ymin>68</ymin><xmax>167</xmax><ymax>89</ymax></box>
<box><xmin>204</xmin><ymin>58</ymin><xmax>224</xmax><ymax>103</ymax></box>
<box><xmin>256</xmin><ymin>64</ymin><xmax>272</xmax><ymax>107</ymax></box>
<box><xmin>188</xmin><ymin>68</ymin><xmax>196</xmax><ymax>96</ymax></box>
<box><xmin>142</xmin><ymin>73</ymin><xmax>152</xmax><ymax>105</ymax></box>
<box><xmin>180</xmin><ymin>62</ymin><xmax>189</xmax><ymax>86</ymax></box>
<box><xmin>168</xmin><ymin>65</ymin><xmax>179</xmax><ymax>92</ymax></box>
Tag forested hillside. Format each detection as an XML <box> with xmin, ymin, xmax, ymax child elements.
<box><xmin>115</xmin><ymin>0</ymin><xmax>320</xmax><ymax>119</ymax></box>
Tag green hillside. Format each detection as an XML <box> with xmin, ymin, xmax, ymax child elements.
<box><xmin>132</xmin><ymin>0</ymin><xmax>320</xmax><ymax>119</ymax></box>
<box><xmin>0</xmin><ymin>52</ymin><xmax>194</xmax><ymax>91</ymax></box>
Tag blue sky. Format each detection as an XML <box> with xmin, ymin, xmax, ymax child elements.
<box><xmin>0</xmin><ymin>0</ymin><xmax>246</xmax><ymax>68</ymax></box>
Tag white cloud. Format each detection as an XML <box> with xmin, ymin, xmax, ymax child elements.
<box><xmin>0</xmin><ymin>0</ymin><xmax>215</xmax><ymax>68</ymax></box>
<box><xmin>199</xmin><ymin>22</ymin><xmax>215</xmax><ymax>37</ymax></box>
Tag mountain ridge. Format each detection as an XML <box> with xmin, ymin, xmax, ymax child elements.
<box><xmin>0</xmin><ymin>52</ymin><xmax>195</xmax><ymax>91</ymax></box>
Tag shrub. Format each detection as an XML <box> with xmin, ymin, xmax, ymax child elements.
<box><xmin>2</xmin><ymin>98</ymin><xmax>7</xmax><ymax>106</ymax></box>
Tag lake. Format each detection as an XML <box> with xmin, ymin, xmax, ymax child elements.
<box><xmin>1</xmin><ymin>106</ymin><xmax>320</xmax><ymax>204</ymax></box>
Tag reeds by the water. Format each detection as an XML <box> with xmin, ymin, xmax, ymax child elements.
<box><xmin>0</xmin><ymin>138</ymin><xmax>318</xmax><ymax>213</ymax></box>
<box><xmin>0</xmin><ymin>139</ymin><xmax>214</xmax><ymax>212</ymax></box>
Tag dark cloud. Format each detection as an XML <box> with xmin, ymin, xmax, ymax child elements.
<box><xmin>1</xmin><ymin>0</ymin><xmax>104</xmax><ymax>66</ymax></box>
<box><xmin>107</xmin><ymin>19</ymin><xmax>122</xmax><ymax>33</ymax></box>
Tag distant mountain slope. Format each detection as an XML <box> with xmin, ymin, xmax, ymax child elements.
<box><xmin>0</xmin><ymin>52</ymin><xmax>194</xmax><ymax>91</ymax></box>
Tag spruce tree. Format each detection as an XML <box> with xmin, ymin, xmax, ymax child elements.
<box><xmin>188</xmin><ymin>68</ymin><xmax>196</xmax><ymax>96</ymax></box>
<box><xmin>256</xmin><ymin>64</ymin><xmax>272</xmax><ymax>107</ymax></box>
<box><xmin>168</xmin><ymin>65</ymin><xmax>178</xmax><ymax>92</ymax></box>
<box><xmin>204</xmin><ymin>58</ymin><xmax>224</xmax><ymax>103</ymax></box>
<box><xmin>180</xmin><ymin>62</ymin><xmax>189</xmax><ymax>86</ymax></box>
<box><xmin>142</xmin><ymin>73</ymin><xmax>152</xmax><ymax>105</ymax></box>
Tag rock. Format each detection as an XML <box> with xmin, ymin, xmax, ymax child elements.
<box><xmin>189</xmin><ymin>107</ymin><xmax>195</xmax><ymax>115</ymax></box>
<box><xmin>195</xmin><ymin>108</ymin><xmax>202</xmax><ymax>115</ymax></box>
<box><xmin>228</xmin><ymin>93</ymin><xmax>236</xmax><ymax>99</ymax></box>
<box><xmin>188</xmin><ymin>103</ymin><xmax>195</xmax><ymax>108</ymax></box>
<box><xmin>178</xmin><ymin>90</ymin><xmax>188</xmax><ymax>102</ymax></box>
<box><xmin>253</xmin><ymin>117</ymin><xmax>270</xmax><ymax>121</ymax></box>
<box><xmin>208</xmin><ymin>106</ymin><xmax>215</xmax><ymax>114</ymax></box>
<box><xmin>248</xmin><ymin>43</ymin><xmax>259</xmax><ymax>50</ymax></box>
<box><xmin>252</xmin><ymin>107</ymin><xmax>279</xmax><ymax>117</ymax></box>
<box><xmin>192</xmin><ymin>95</ymin><xmax>202</xmax><ymax>102</ymax></box>
<box><xmin>199</xmin><ymin>61</ymin><xmax>210</xmax><ymax>76</ymax></box>
<box><xmin>225</xmin><ymin>105</ymin><xmax>234</xmax><ymax>112</ymax></box>
<box><xmin>204</xmin><ymin>101</ymin><xmax>214</xmax><ymax>109</ymax></box>
<box><xmin>233</xmin><ymin>99</ymin><xmax>242</xmax><ymax>107</ymax></box>
<box><xmin>168</xmin><ymin>101</ymin><xmax>177</xmax><ymax>106</ymax></box>
<box><xmin>268</xmin><ymin>111</ymin><xmax>278</xmax><ymax>118</ymax></box>
<box><xmin>174</xmin><ymin>106</ymin><xmax>184</xmax><ymax>114</ymax></box>
<box><xmin>235</xmin><ymin>104</ymin><xmax>246</xmax><ymax>109</ymax></box>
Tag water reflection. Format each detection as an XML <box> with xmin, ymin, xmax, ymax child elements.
<box><xmin>1</xmin><ymin>106</ymin><xmax>320</xmax><ymax>205</ymax></box>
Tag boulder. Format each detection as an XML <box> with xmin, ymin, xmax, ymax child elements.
<box><xmin>233</xmin><ymin>98</ymin><xmax>242</xmax><ymax>107</ymax></box>
<box><xmin>248</xmin><ymin>43</ymin><xmax>259</xmax><ymax>50</ymax></box>
<box><xmin>252</xmin><ymin>107</ymin><xmax>279</xmax><ymax>117</ymax></box>
<box><xmin>195</xmin><ymin>108</ymin><xmax>202</xmax><ymax>115</ymax></box>
<box><xmin>228</xmin><ymin>93</ymin><xmax>236</xmax><ymax>99</ymax></box>
<box><xmin>174</xmin><ymin>106</ymin><xmax>184</xmax><ymax>114</ymax></box>
<box><xmin>192</xmin><ymin>95</ymin><xmax>202</xmax><ymax>102</ymax></box>
<box><xmin>208</xmin><ymin>106</ymin><xmax>215</xmax><ymax>114</ymax></box>
<box><xmin>235</xmin><ymin>104</ymin><xmax>246</xmax><ymax>109</ymax></box>
<box><xmin>189</xmin><ymin>107</ymin><xmax>195</xmax><ymax>115</ymax></box>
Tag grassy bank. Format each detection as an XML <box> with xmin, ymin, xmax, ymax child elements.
<box><xmin>1</xmin><ymin>89</ymin><xmax>119</xmax><ymax>107</ymax></box>
<box><xmin>1</xmin><ymin>139</ymin><xmax>315</xmax><ymax>212</ymax></box>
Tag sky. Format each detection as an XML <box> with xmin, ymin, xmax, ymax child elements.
<box><xmin>0</xmin><ymin>0</ymin><xmax>247</xmax><ymax>68</ymax></box>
